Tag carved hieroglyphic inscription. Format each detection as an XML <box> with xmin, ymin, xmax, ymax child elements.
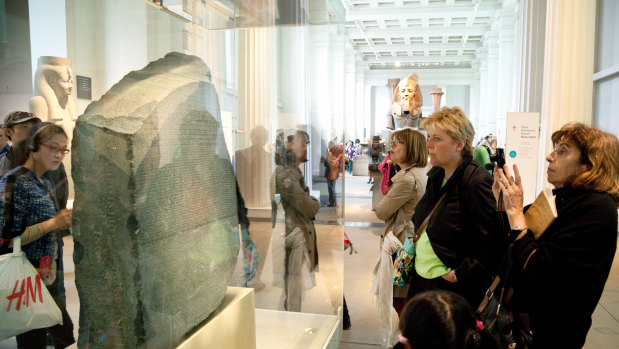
<box><xmin>72</xmin><ymin>53</ymin><xmax>239</xmax><ymax>348</ymax></box>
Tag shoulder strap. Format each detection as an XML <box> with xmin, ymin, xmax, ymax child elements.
<box><xmin>412</xmin><ymin>192</ymin><xmax>446</xmax><ymax>243</ymax></box>
<box><xmin>482</xmin><ymin>144</ymin><xmax>492</xmax><ymax>157</ymax></box>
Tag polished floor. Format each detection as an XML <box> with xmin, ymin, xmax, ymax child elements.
<box><xmin>1</xmin><ymin>173</ymin><xmax>618</xmax><ymax>348</ymax></box>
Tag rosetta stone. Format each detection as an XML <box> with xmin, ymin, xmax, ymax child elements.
<box><xmin>72</xmin><ymin>52</ymin><xmax>239</xmax><ymax>348</ymax></box>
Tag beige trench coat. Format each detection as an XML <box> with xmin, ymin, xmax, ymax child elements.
<box><xmin>276</xmin><ymin>165</ymin><xmax>320</xmax><ymax>271</ymax></box>
<box><xmin>374</xmin><ymin>165</ymin><xmax>427</xmax><ymax>297</ymax></box>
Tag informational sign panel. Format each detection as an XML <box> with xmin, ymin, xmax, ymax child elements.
<box><xmin>76</xmin><ymin>75</ymin><xmax>92</xmax><ymax>100</ymax></box>
<box><xmin>505</xmin><ymin>112</ymin><xmax>540</xmax><ymax>206</ymax></box>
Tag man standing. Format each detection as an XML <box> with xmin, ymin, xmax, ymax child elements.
<box><xmin>0</xmin><ymin>111</ymin><xmax>41</xmax><ymax>177</ymax></box>
<box><xmin>276</xmin><ymin>130</ymin><xmax>320</xmax><ymax>311</ymax></box>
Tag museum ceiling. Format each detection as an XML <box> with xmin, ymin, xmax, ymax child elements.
<box><xmin>341</xmin><ymin>0</ymin><xmax>504</xmax><ymax>71</ymax></box>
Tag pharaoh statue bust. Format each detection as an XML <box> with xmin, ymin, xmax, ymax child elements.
<box><xmin>29</xmin><ymin>56</ymin><xmax>77</xmax><ymax>130</ymax></box>
<box><xmin>390</xmin><ymin>73</ymin><xmax>423</xmax><ymax>129</ymax></box>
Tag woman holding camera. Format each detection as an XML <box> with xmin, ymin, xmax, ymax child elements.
<box><xmin>495</xmin><ymin>123</ymin><xmax>618</xmax><ymax>348</ymax></box>
<box><xmin>408</xmin><ymin>106</ymin><xmax>500</xmax><ymax>306</ymax></box>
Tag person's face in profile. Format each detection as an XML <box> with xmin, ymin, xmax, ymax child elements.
<box><xmin>292</xmin><ymin>134</ymin><xmax>309</xmax><ymax>163</ymax></box>
<box><xmin>7</xmin><ymin>121</ymin><xmax>36</xmax><ymax>144</ymax></box>
<box><xmin>53</xmin><ymin>69</ymin><xmax>73</xmax><ymax>97</ymax></box>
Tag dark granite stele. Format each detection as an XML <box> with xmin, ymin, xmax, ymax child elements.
<box><xmin>72</xmin><ymin>52</ymin><xmax>240</xmax><ymax>348</ymax></box>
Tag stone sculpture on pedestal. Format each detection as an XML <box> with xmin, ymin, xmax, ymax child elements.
<box><xmin>430</xmin><ymin>88</ymin><xmax>444</xmax><ymax>113</ymax></box>
<box><xmin>72</xmin><ymin>52</ymin><xmax>239</xmax><ymax>348</ymax></box>
<box><xmin>29</xmin><ymin>56</ymin><xmax>77</xmax><ymax>131</ymax></box>
<box><xmin>390</xmin><ymin>73</ymin><xmax>423</xmax><ymax>129</ymax></box>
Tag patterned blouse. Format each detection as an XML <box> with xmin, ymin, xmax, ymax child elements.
<box><xmin>0</xmin><ymin>167</ymin><xmax>57</xmax><ymax>267</ymax></box>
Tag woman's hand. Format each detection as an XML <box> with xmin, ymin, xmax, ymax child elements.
<box><xmin>495</xmin><ymin>164</ymin><xmax>527</xmax><ymax>229</ymax></box>
<box><xmin>42</xmin><ymin>208</ymin><xmax>73</xmax><ymax>233</ymax></box>
<box><xmin>441</xmin><ymin>270</ymin><xmax>458</xmax><ymax>283</ymax></box>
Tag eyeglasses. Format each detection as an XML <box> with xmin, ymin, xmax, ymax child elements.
<box><xmin>40</xmin><ymin>143</ymin><xmax>70</xmax><ymax>154</ymax></box>
<box><xmin>390</xmin><ymin>139</ymin><xmax>404</xmax><ymax>146</ymax></box>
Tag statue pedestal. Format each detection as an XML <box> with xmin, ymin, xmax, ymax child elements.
<box><xmin>177</xmin><ymin>287</ymin><xmax>256</xmax><ymax>349</ymax></box>
<box><xmin>352</xmin><ymin>158</ymin><xmax>369</xmax><ymax>176</ymax></box>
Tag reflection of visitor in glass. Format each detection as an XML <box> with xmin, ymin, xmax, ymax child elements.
<box><xmin>0</xmin><ymin>111</ymin><xmax>42</xmax><ymax>178</ymax></box>
<box><xmin>0</xmin><ymin>122</ymin><xmax>75</xmax><ymax>349</ymax></box>
<box><xmin>275</xmin><ymin>130</ymin><xmax>319</xmax><ymax>311</ymax></box>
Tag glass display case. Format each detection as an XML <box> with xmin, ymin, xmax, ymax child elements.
<box><xmin>0</xmin><ymin>0</ymin><xmax>347</xmax><ymax>347</ymax></box>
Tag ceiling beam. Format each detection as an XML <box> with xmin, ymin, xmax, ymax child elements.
<box><xmin>346</xmin><ymin>26</ymin><xmax>488</xmax><ymax>38</ymax></box>
<box><xmin>346</xmin><ymin>3</ymin><xmax>500</xmax><ymax>21</ymax></box>
<box><xmin>356</xmin><ymin>42</ymin><xmax>480</xmax><ymax>52</ymax></box>
<box><xmin>364</xmin><ymin>55</ymin><xmax>474</xmax><ymax>64</ymax></box>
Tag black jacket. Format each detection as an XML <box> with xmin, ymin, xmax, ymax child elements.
<box><xmin>412</xmin><ymin>157</ymin><xmax>500</xmax><ymax>305</ymax></box>
<box><xmin>510</xmin><ymin>187</ymin><xmax>617</xmax><ymax>348</ymax></box>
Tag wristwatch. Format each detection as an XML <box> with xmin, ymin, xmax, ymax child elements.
<box><xmin>510</xmin><ymin>226</ymin><xmax>524</xmax><ymax>234</ymax></box>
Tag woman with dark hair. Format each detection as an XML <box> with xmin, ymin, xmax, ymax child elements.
<box><xmin>495</xmin><ymin>123</ymin><xmax>619</xmax><ymax>348</ymax></box>
<box><xmin>409</xmin><ymin>107</ymin><xmax>499</xmax><ymax>306</ymax></box>
<box><xmin>395</xmin><ymin>290</ymin><xmax>500</xmax><ymax>349</ymax></box>
<box><xmin>0</xmin><ymin>122</ymin><xmax>74</xmax><ymax>348</ymax></box>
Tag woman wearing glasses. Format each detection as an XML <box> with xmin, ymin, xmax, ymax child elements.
<box><xmin>409</xmin><ymin>106</ymin><xmax>500</xmax><ymax>307</ymax></box>
<box><xmin>0</xmin><ymin>122</ymin><xmax>74</xmax><ymax>348</ymax></box>
<box><xmin>373</xmin><ymin>128</ymin><xmax>428</xmax><ymax>320</ymax></box>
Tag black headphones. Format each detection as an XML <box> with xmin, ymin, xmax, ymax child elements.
<box><xmin>27</xmin><ymin>124</ymin><xmax>53</xmax><ymax>152</ymax></box>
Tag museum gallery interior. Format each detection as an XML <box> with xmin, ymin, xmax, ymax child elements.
<box><xmin>0</xmin><ymin>0</ymin><xmax>618</xmax><ymax>348</ymax></box>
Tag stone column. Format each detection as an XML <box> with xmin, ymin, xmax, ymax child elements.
<box><xmin>537</xmin><ymin>0</ymin><xmax>596</xmax><ymax>189</ymax></box>
<box><xmin>430</xmin><ymin>88</ymin><xmax>444</xmax><ymax>113</ymax></box>
<box><xmin>236</xmin><ymin>27</ymin><xmax>277</xmax><ymax>209</ymax></box>
<box><xmin>469</xmin><ymin>60</ymin><xmax>481</xmax><ymax>132</ymax></box>
<box><xmin>485</xmin><ymin>31</ymin><xmax>499</xmax><ymax>136</ymax></box>
<box><xmin>496</xmin><ymin>8</ymin><xmax>516</xmax><ymax>143</ymax></box>
<box><xmin>477</xmin><ymin>48</ymin><xmax>489</xmax><ymax>137</ymax></box>
<box><xmin>514</xmin><ymin>0</ymin><xmax>547</xmax><ymax>113</ymax></box>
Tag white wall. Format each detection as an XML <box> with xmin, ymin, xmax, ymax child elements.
<box><xmin>445</xmin><ymin>85</ymin><xmax>470</xmax><ymax>117</ymax></box>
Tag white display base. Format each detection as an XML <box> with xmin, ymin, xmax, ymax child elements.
<box><xmin>177</xmin><ymin>286</ymin><xmax>256</xmax><ymax>349</ymax></box>
<box><xmin>66</xmin><ymin>287</ymin><xmax>256</xmax><ymax>349</ymax></box>
<box><xmin>352</xmin><ymin>159</ymin><xmax>369</xmax><ymax>176</ymax></box>
<box><xmin>255</xmin><ymin>309</ymin><xmax>339</xmax><ymax>349</ymax></box>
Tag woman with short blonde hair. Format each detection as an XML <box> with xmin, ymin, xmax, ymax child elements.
<box><xmin>408</xmin><ymin>106</ymin><xmax>500</xmax><ymax>307</ymax></box>
<box><xmin>421</xmin><ymin>106</ymin><xmax>475</xmax><ymax>157</ymax></box>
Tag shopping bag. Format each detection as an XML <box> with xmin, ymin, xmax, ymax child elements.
<box><xmin>393</xmin><ymin>237</ymin><xmax>415</xmax><ymax>287</ymax></box>
<box><xmin>0</xmin><ymin>237</ymin><xmax>62</xmax><ymax>340</ymax></box>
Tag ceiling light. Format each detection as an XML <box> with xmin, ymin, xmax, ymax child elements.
<box><xmin>395</xmin><ymin>61</ymin><xmax>401</xmax><ymax>67</ymax></box>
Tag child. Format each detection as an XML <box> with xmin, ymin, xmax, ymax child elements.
<box><xmin>394</xmin><ymin>290</ymin><xmax>500</xmax><ymax>349</ymax></box>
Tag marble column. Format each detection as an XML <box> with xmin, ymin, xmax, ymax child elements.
<box><xmin>496</xmin><ymin>8</ymin><xmax>516</xmax><ymax>143</ymax></box>
<box><xmin>469</xmin><ymin>60</ymin><xmax>481</xmax><ymax>134</ymax></box>
<box><xmin>514</xmin><ymin>0</ymin><xmax>547</xmax><ymax>113</ymax></box>
<box><xmin>537</xmin><ymin>0</ymin><xmax>596</xmax><ymax>189</ymax></box>
<box><xmin>236</xmin><ymin>27</ymin><xmax>277</xmax><ymax>209</ymax></box>
<box><xmin>485</xmin><ymin>32</ymin><xmax>499</xmax><ymax>137</ymax></box>
<box><xmin>477</xmin><ymin>47</ymin><xmax>489</xmax><ymax>137</ymax></box>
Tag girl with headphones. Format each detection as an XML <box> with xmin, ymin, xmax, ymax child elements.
<box><xmin>0</xmin><ymin>122</ymin><xmax>74</xmax><ymax>348</ymax></box>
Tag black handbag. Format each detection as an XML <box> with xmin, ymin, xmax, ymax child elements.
<box><xmin>475</xmin><ymin>243</ymin><xmax>534</xmax><ymax>349</ymax></box>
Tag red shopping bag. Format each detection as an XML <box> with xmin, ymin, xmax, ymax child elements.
<box><xmin>0</xmin><ymin>237</ymin><xmax>62</xmax><ymax>340</ymax></box>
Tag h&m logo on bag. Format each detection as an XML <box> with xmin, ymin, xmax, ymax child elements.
<box><xmin>5</xmin><ymin>274</ymin><xmax>44</xmax><ymax>311</ymax></box>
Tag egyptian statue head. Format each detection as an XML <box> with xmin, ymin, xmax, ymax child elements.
<box><xmin>29</xmin><ymin>56</ymin><xmax>76</xmax><ymax>123</ymax></box>
<box><xmin>396</xmin><ymin>73</ymin><xmax>423</xmax><ymax>116</ymax></box>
